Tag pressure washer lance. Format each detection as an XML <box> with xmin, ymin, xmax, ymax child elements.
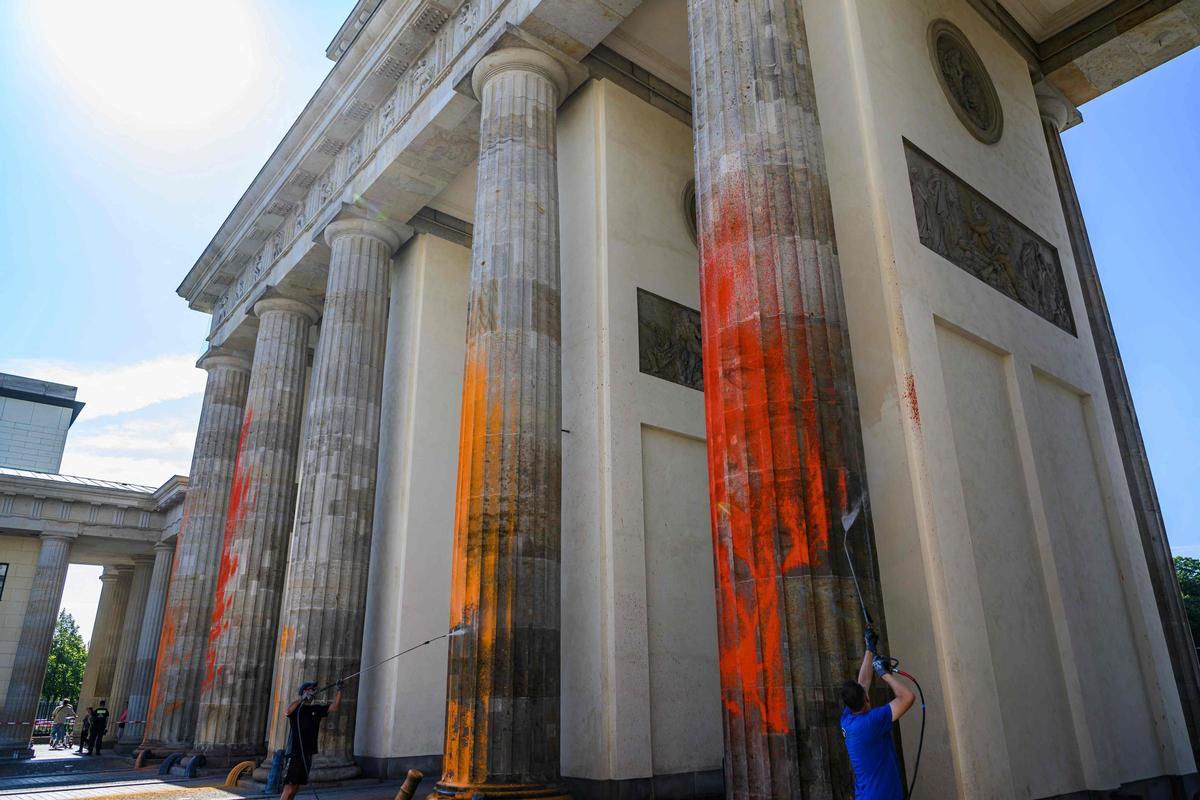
<box><xmin>314</xmin><ymin>623</ymin><xmax>468</xmax><ymax>696</ymax></box>
<box><xmin>841</xmin><ymin>497</ymin><xmax>926</xmax><ymax>799</ymax></box>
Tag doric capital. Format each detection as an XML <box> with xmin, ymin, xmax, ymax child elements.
<box><xmin>315</xmin><ymin>202</ymin><xmax>412</xmax><ymax>255</ymax></box>
<box><xmin>196</xmin><ymin>346</ymin><xmax>251</xmax><ymax>375</ymax></box>
<box><xmin>99</xmin><ymin>565</ymin><xmax>123</xmax><ymax>582</ymax></box>
<box><xmin>252</xmin><ymin>289</ymin><xmax>321</xmax><ymax>324</ymax></box>
<box><xmin>38</xmin><ymin>531</ymin><xmax>75</xmax><ymax>545</ymax></box>
<box><xmin>471</xmin><ymin>46</ymin><xmax>569</xmax><ymax>103</ymax></box>
<box><xmin>1035</xmin><ymin>80</ymin><xmax>1082</xmax><ymax>133</ymax></box>
<box><xmin>133</xmin><ymin>553</ymin><xmax>156</xmax><ymax>566</ymax></box>
<box><xmin>153</xmin><ymin>539</ymin><xmax>176</xmax><ymax>555</ymax></box>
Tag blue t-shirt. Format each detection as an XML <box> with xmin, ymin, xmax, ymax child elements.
<box><xmin>841</xmin><ymin>704</ymin><xmax>903</xmax><ymax>800</ymax></box>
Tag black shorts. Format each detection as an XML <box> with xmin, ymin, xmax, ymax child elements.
<box><xmin>283</xmin><ymin>754</ymin><xmax>311</xmax><ymax>785</ymax></box>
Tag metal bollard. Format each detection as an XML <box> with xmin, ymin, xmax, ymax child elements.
<box><xmin>266</xmin><ymin>748</ymin><xmax>286</xmax><ymax>794</ymax></box>
<box><xmin>394</xmin><ymin>768</ymin><xmax>424</xmax><ymax>800</ymax></box>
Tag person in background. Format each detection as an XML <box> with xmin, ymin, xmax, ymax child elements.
<box><xmin>116</xmin><ymin>704</ymin><xmax>128</xmax><ymax>742</ymax></box>
<box><xmin>88</xmin><ymin>700</ymin><xmax>110</xmax><ymax>755</ymax></box>
<box><xmin>50</xmin><ymin>699</ymin><xmax>73</xmax><ymax>749</ymax></box>
<box><xmin>76</xmin><ymin>707</ymin><xmax>92</xmax><ymax>754</ymax></box>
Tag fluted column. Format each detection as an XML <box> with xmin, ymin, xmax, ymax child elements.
<box><xmin>76</xmin><ymin>565</ymin><xmax>133</xmax><ymax>732</ymax></box>
<box><xmin>141</xmin><ymin>348</ymin><xmax>251</xmax><ymax>752</ymax></box>
<box><xmin>194</xmin><ymin>294</ymin><xmax>319</xmax><ymax>761</ymax></box>
<box><xmin>1037</xmin><ymin>83</ymin><xmax>1200</xmax><ymax>761</ymax></box>
<box><xmin>433</xmin><ymin>47</ymin><xmax>567</xmax><ymax>800</ymax></box>
<box><xmin>688</xmin><ymin>1</ymin><xmax>883</xmax><ymax>796</ymax></box>
<box><xmin>106</xmin><ymin>555</ymin><xmax>155</xmax><ymax>740</ymax></box>
<box><xmin>263</xmin><ymin>212</ymin><xmax>408</xmax><ymax>780</ymax></box>
<box><xmin>0</xmin><ymin>533</ymin><xmax>72</xmax><ymax>758</ymax></box>
<box><xmin>122</xmin><ymin>540</ymin><xmax>174</xmax><ymax>747</ymax></box>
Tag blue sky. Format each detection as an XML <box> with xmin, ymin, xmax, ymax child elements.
<box><xmin>0</xmin><ymin>3</ymin><xmax>1195</xmax><ymax>638</ymax></box>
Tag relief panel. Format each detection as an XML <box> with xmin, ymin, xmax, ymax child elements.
<box><xmin>905</xmin><ymin>140</ymin><xmax>1075</xmax><ymax>334</ymax></box>
<box><xmin>637</xmin><ymin>289</ymin><xmax>703</xmax><ymax>391</ymax></box>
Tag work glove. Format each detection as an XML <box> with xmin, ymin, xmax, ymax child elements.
<box><xmin>872</xmin><ymin>656</ymin><xmax>893</xmax><ymax>678</ymax></box>
<box><xmin>864</xmin><ymin>627</ymin><xmax>879</xmax><ymax>655</ymax></box>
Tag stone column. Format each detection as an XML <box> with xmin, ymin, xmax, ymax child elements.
<box><xmin>106</xmin><ymin>555</ymin><xmax>155</xmax><ymax>740</ymax></box>
<box><xmin>433</xmin><ymin>48</ymin><xmax>568</xmax><ymax>800</ymax></box>
<box><xmin>263</xmin><ymin>211</ymin><xmax>409</xmax><ymax>779</ymax></box>
<box><xmin>76</xmin><ymin>566</ymin><xmax>133</xmax><ymax>730</ymax></box>
<box><xmin>1037</xmin><ymin>83</ymin><xmax>1200</xmax><ymax>760</ymax></box>
<box><xmin>122</xmin><ymin>540</ymin><xmax>174</xmax><ymax>747</ymax></box>
<box><xmin>688</xmin><ymin>1</ymin><xmax>883</xmax><ymax>796</ymax></box>
<box><xmin>194</xmin><ymin>293</ymin><xmax>319</xmax><ymax>761</ymax></box>
<box><xmin>141</xmin><ymin>348</ymin><xmax>251</xmax><ymax>753</ymax></box>
<box><xmin>0</xmin><ymin>533</ymin><xmax>72</xmax><ymax>758</ymax></box>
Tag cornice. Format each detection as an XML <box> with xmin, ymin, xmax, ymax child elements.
<box><xmin>178</xmin><ymin>0</ymin><xmax>470</xmax><ymax>316</ymax></box>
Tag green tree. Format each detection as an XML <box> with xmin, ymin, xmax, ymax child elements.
<box><xmin>1174</xmin><ymin>556</ymin><xmax>1200</xmax><ymax>649</ymax></box>
<box><xmin>41</xmin><ymin>610</ymin><xmax>87</xmax><ymax>705</ymax></box>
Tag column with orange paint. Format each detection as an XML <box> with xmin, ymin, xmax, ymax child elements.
<box><xmin>688</xmin><ymin>1</ymin><xmax>886</xmax><ymax>796</ymax></box>
<box><xmin>434</xmin><ymin>47</ymin><xmax>569</xmax><ymax>800</ymax></box>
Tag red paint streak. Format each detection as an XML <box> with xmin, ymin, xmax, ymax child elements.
<box><xmin>903</xmin><ymin>373</ymin><xmax>921</xmax><ymax>428</ymax></box>
<box><xmin>202</xmin><ymin>408</ymin><xmax>255</xmax><ymax>692</ymax></box>
<box><xmin>699</xmin><ymin>177</ymin><xmax>844</xmax><ymax>737</ymax></box>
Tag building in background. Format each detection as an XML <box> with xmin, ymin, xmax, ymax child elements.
<box><xmin>0</xmin><ymin>372</ymin><xmax>184</xmax><ymax>757</ymax></box>
<box><xmin>0</xmin><ymin>374</ymin><xmax>85</xmax><ymax>473</ymax></box>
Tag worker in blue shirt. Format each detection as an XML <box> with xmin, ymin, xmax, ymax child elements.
<box><xmin>840</xmin><ymin>628</ymin><xmax>915</xmax><ymax>800</ymax></box>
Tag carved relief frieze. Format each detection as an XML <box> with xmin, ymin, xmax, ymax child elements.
<box><xmin>212</xmin><ymin>0</ymin><xmax>508</xmax><ymax>324</ymax></box>
<box><xmin>904</xmin><ymin>140</ymin><xmax>1074</xmax><ymax>333</ymax></box>
<box><xmin>637</xmin><ymin>289</ymin><xmax>704</xmax><ymax>391</ymax></box>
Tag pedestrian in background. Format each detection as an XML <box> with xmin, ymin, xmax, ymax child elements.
<box><xmin>88</xmin><ymin>701</ymin><xmax>109</xmax><ymax>755</ymax></box>
<box><xmin>76</xmin><ymin>707</ymin><xmax>92</xmax><ymax>754</ymax></box>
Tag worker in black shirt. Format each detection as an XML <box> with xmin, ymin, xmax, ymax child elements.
<box><xmin>280</xmin><ymin>680</ymin><xmax>342</xmax><ymax>800</ymax></box>
<box><xmin>88</xmin><ymin>700</ymin><xmax>110</xmax><ymax>755</ymax></box>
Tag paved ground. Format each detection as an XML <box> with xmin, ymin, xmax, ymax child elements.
<box><xmin>0</xmin><ymin>747</ymin><xmax>409</xmax><ymax>800</ymax></box>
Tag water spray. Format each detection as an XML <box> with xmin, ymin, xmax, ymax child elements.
<box><xmin>840</xmin><ymin>496</ymin><xmax>926</xmax><ymax>798</ymax></box>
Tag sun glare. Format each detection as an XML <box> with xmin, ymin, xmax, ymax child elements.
<box><xmin>30</xmin><ymin>0</ymin><xmax>272</xmax><ymax>140</ymax></box>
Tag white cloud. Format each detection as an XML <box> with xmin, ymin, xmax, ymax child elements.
<box><xmin>0</xmin><ymin>354</ymin><xmax>204</xmax><ymax>486</ymax></box>
<box><xmin>70</xmin><ymin>417</ymin><xmax>197</xmax><ymax>455</ymax></box>
<box><xmin>0</xmin><ymin>354</ymin><xmax>205</xmax><ymax>419</ymax></box>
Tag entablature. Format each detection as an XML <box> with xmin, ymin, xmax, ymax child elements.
<box><xmin>184</xmin><ymin>0</ymin><xmax>637</xmax><ymax>349</ymax></box>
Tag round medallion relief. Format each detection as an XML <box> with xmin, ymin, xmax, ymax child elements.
<box><xmin>683</xmin><ymin>179</ymin><xmax>698</xmax><ymax>246</ymax></box>
<box><xmin>928</xmin><ymin>20</ymin><xmax>1003</xmax><ymax>144</ymax></box>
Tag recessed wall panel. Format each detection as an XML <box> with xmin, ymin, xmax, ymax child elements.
<box><xmin>935</xmin><ymin>323</ymin><xmax>1081</xmax><ymax>794</ymax></box>
<box><xmin>1031</xmin><ymin>372</ymin><xmax>1161</xmax><ymax>780</ymax></box>
<box><xmin>640</xmin><ymin>426</ymin><xmax>722</xmax><ymax>776</ymax></box>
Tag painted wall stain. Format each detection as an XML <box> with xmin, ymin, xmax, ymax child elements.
<box><xmin>903</xmin><ymin>373</ymin><xmax>921</xmax><ymax>428</ymax></box>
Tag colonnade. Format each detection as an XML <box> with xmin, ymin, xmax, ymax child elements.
<box><xmin>5</xmin><ymin>21</ymin><xmax>885</xmax><ymax>794</ymax></box>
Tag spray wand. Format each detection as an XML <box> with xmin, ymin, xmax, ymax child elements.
<box><xmin>841</xmin><ymin>496</ymin><xmax>926</xmax><ymax>799</ymax></box>
<box><xmin>314</xmin><ymin>623</ymin><xmax>468</xmax><ymax>696</ymax></box>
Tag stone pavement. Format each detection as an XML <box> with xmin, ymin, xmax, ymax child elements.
<box><xmin>0</xmin><ymin>746</ymin><xmax>410</xmax><ymax>800</ymax></box>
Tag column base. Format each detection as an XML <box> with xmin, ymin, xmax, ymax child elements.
<box><xmin>252</xmin><ymin>753</ymin><xmax>362</xmax><ymax>784</ymax></box>
<box><xmin>432</xmin><ymin>781</ymin><xmax>569</xmax><ymax>800</ymax></box>
<box><xmin>191</xmin><ymin>742</ymin><xmax>266</xmax><ymax>769</ymax></box>
<box><xmin>0</xmin><ymin>745</ymin><xmax>34</xmax><ymax>760</ymax></box>
<box><xmin>308</xmin><ymin>754</ymin><xmax>362</xmax><ymax>783</ymax></box>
